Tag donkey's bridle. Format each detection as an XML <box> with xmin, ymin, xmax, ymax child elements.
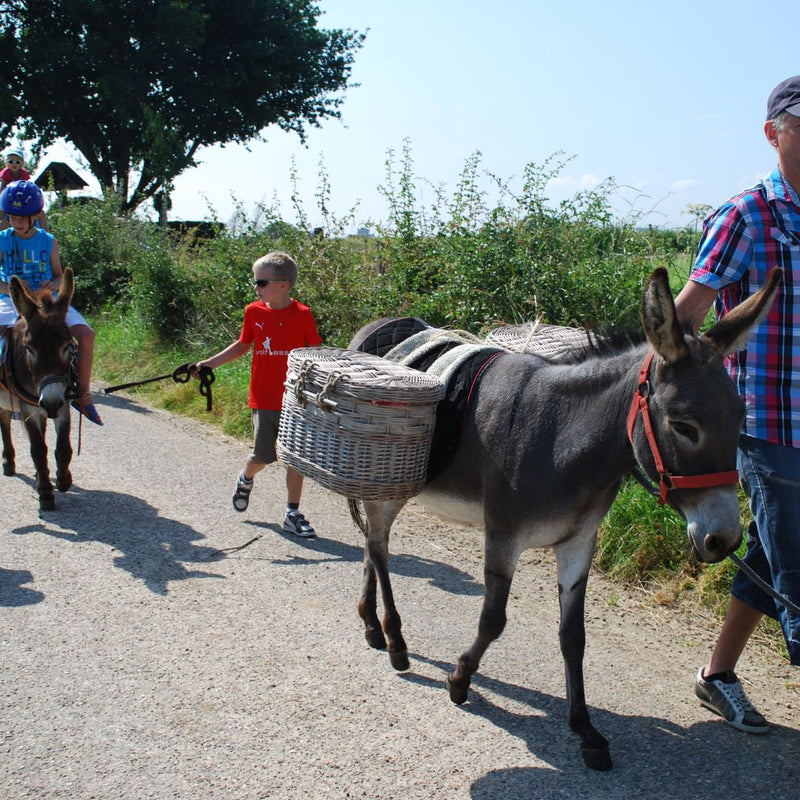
<box><xmin>626</xmin><ymin>351</ymin><xmax>739</xmax><ymax>506</ymax></box>
<box><xmin>1</xmin><ymin>332</ymin><xmax>77</xmax><ymax>407</ymax></box>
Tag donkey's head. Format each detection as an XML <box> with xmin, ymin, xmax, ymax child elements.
<box><xmin>10</xmin><ymin>268</ymin><xmax>75</xmax><ymax>417</ymax></box>
<box><xmin>630</xmin><ymin>267</ymin><xmax>781</xmax><ymax>562</ymax></box>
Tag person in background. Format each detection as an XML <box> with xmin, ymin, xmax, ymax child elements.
<box><xmin>675</xmin><ymin>75</ymin><xmax>800</xmax><ymax>735</ymax></box>
<box><xmin>0</xmin><ymin>148</ymin><xmax>31</xmax><ymax>187</ymax></box>
<box><xmin>193</xmin><ymin>251</ymin><xmax>321</xmax><ymax>537</ymax></box>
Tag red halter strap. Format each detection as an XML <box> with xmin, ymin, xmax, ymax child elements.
<box><xmin>626</xmin><ymin>351</ymin><xmax>739</xmax><ymax>506</ymax></box>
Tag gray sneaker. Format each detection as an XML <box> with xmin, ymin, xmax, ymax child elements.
<box><xmin>283</xmin><ymin>509</ymin><xmax>316</xmax><ymax>538</ymax></box>
<box><xmin>695</xmin><ymin>667</ymin><xmax>769</xmax><ymax>734</ymax></box>
<box><xmin>231</xmin><ymin>473</ymin><xmax>253</xmax><ymax>512</ymax></box>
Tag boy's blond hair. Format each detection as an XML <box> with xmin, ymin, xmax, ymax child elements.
<box><xmin>253</xmin><ymin>251</ymin><xmax>299</xmax><ymax>287</ymax></box>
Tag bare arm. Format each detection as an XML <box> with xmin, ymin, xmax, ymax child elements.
<box><xmin>45</xmin><ymin>239</ymin><xmax>63</xmax><ymax>293</ymax></box>
<box><xmin>197</xmin><ymin>340</ymin><xmax>251</xmax><ymax>371</ymax></box>
<box><xmin>674</xmin><ymin>280</ymin><xmax>719</xmax><ymax>334</ymax></box>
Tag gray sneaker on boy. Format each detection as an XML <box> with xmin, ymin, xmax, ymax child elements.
<box><xmin>694</xmin><ymin>667</ymin><xmax>769</xmax><ymax>734</ymax></box>
<box><xmin>283</xmin><ymin>509</ymin><xmax>316</xmax><ymax>538</ymax></box>
<box><xmin>232</xmin><ymin>473</ymin><xmax>253</xmax><ymax>512</ymax></box>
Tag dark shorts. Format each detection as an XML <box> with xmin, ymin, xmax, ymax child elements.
<box><xmin>732</xmin><ymin>434</ymin><xmax>800</xmax><ymax>665</ymax></box>
<box><xmin>250</xmin><ymin>409</ymin><xmax>282</xmax><ymax>465</ymax></box>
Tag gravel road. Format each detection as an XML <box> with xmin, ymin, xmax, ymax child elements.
<box><xmin>2</xmin><ymin>391</ymin><xmax>799</xmax><ymax>799</ymax></box>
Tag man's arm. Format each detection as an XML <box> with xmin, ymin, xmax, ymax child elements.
<box><xmin>674</xmin><ymin>280</ymin><xmax>719</xmax><ymax>334</ymax></box>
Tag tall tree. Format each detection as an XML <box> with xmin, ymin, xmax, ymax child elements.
<box><xmin>0</xmin><ymin>0</ymin><xmax>364</xmax><ymax>212</ymax></box>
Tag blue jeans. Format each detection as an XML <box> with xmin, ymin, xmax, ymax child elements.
<box><xmin>732</xmin><ymin>435</ymin><xmax>800</xmax><ymax>665</ymax></box>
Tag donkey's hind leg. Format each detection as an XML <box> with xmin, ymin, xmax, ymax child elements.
<box><xmin>359</xmin><ymin>499</ymin><xmax>410</xmax><ymax>671</ymax></box>
<box><xmin>448</xmin><ymin>538</ymin><xmax>518</xmax><ymax>704</ymax></box>
<box><xmin>555</xmin><ymin>533</ymin><xmax>612</xmax><ymax>771</ymax></box>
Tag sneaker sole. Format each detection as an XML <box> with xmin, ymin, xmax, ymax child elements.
<box><xmin>697</xmin><ymin>698</ymin><xmax>770</xmax><ymax>735</ymax></box>
<box><xmin>283</xmin><ymin>524</ymin><xmax>316</xmax><ymax>538</ymax></box>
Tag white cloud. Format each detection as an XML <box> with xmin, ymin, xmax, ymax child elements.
<box><xmin>578</xmin><ymin>173</ymin><xmax>603</xmax><ymax>189</ymax></box>
<box><xmin>669</xmin><ymin>178</ymin><xmax>701</xmax><ymax>193</ymax></box>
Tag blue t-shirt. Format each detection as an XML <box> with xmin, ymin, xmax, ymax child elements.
<box><xmin>0</xmin><ymin>227</ymin><xmax>55</xmax><ymax>298</ymax></box>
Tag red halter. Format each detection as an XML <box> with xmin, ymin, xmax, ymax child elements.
<box><xmin>626</xmin><ymin>352</ymin><xmax>739</xmax><ymax>506</ymax></box>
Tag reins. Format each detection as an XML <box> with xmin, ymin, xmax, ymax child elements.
<box><xmin>102</xmin><ymin>363</ymin><xmax>215</xmax><ymax>411</ymax></box>
<box><xmin>627</xmin><ymin>351</ymin><xmax>800</xmax><ymax>617</ymax></box>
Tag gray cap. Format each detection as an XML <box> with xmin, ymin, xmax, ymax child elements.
<box><xmin>767</xmin><ymin>76</ymin><xmax>800</xmax><ymax>120</ymax></box>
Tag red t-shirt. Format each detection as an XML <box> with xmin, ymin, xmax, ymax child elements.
<box><xmin>239</xmin><ymin>298</ymin><xmax>322</xmax><ymax>410</ymax></box>
<box><xmin>0</xmin><ymin>166</ymin><xmax>31</xmax><ymax>186</ymax></box>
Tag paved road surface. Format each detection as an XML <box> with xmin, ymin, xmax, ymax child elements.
<box><xmin>2</xmin><ymin>392</ymin><xmax>799</xmax><ymax>799</ymax></box>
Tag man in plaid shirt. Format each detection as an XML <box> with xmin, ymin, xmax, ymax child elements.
<box><xmin>675</xmin><ymin>76</ymin><xmax>800</xmax><ymax>735</ymax></box>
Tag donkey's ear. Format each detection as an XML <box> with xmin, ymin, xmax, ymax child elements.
<box><xmin>8</xmin><ymin>275</ymin><xmax>36</xmax><ymax>319</ymax></box>
<box><xmin>701</xmin><ymin>267</ymin><xmax>782</xmax><ymax>357</ymax></box>
<box><xmin>641</xmin><ymin>268</ymin><xmax>689</xmax><ymax>363</ymax></box>
<box><xmin>56</xmin><ymin>268</ymin><xmax>74</xmax><ymax>315</ymax></box>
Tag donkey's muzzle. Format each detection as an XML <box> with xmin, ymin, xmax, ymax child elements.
<box><xmin>38</xmin><ymin>375</ymin><xmax>67</xmax><ymax>418</ymax></box>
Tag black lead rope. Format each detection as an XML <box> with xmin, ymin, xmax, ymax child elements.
<box><xmin>102</xmin><ymin>363</ymin><xmax>215</xmax><ymax>412</ymax></box>
<box><xmin>631</xmin><ymin>467</ymin><xmax>800</xmax><ymax>616</ymax></box>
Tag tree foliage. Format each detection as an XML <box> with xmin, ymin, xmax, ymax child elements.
<box><xmin>0</xmin><ymin>0</ymin><xmax>364</xmax><ymax>212</ymax></box>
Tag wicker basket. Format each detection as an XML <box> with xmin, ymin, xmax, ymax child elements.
<box><xmin>485</xmin><ymin>322</ymin><xmax>603</xmax><ymax>360</ymax></box>
<box><xmin>278</xmin><ymin>347</ymin><xmax>446</xmax><ymax>500</ymax></box>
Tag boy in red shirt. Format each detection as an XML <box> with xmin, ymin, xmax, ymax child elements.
<box><xmin>195</xmin><ymin>252</ymin><xmax>321</xmax><ymax>537</ymax></box>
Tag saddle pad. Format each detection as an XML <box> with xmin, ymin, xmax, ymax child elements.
<box><xmin>385</xmin><ymin>328</ymin><xmax>465</xmax><ymax>364</ymax></box>
<box><xmin>381</xmin><ymin>326</ymin><xmax>503</xmax><ymax>482</ymax></box>
<box><xmin>424</xmin><ymin>346</ymin><xmax>503</xmax><ymax>481</ymax></box>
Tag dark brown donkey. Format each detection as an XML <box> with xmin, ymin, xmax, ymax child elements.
<box><xmin>347</xmin><ymin>267</ymin><xmax>781</xmax><ymax>771</ymax></box>
<box><xmin>1</xmin><ymin>268</ymin><xmax>75</xmax><ymax>510</ymax></box>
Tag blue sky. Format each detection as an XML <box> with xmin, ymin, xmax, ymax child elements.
<box><xmin>44</xmin><ymin>1</ymin><xmax>800</xmax><ymax>230</ymax></box>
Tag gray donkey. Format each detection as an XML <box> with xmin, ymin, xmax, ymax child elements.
<box><xmin>347</xmin><ymin>267</ymin><xmax>781</xmax><ymax>770</ymax></box>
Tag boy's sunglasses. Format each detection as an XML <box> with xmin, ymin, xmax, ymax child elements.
<box><xmin>6</xmin><ymin>159</ymin><xmax>22</xmax><ymax>165</ymax></box>
<box><xmin>253</xmin><ymin>278</ymin><xmax>278</xmax><ymax>288</ymax></box>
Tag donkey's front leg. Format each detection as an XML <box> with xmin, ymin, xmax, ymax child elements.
<box><xmin>1</xmin><ymin>410</ymin><xmax>15</xmax><ymax>476</ymax></box>
<box><xmin>555</xmin><ymin>534</ymin><xmax>612</xmax><ymax>771</ymax></box>
<box><xmin>448</xmin><ymin>540</ymin><xmax>517</xmax><ymax>704</ymax></box>
<box><xmin>24</xmin><ymin>417</ymin><xmax>54</xmax><ymax>511</ymax></box>
<box><xmin>360</xmin><ymin>499</ymin><xmax>409</xmax><ymax>671</ymax></box>
<box><xmin>53</xmin><ymin>411</ymin><xmax>72</xmax><ymax>492</ymax></box>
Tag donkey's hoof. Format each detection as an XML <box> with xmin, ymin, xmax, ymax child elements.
<box><xmin>57</xmin><ymin>474</ymin><xmax>72</xmax><ymax>492</ymax></box>
<box><xmin>39</xmin><ymin>496</ymin><xmax>56</xmax><ymax>512</ymax></box>
<box><xmin>446</xmin><ymin>673</ymin><xmax>469</xmax><ymax>705</ymax></box>
<box><xmin>365</xmin><ymin>629</ymin><xmax>387</xmax><ymax>651</ymax></box>
<box><xmin>581</xmin><ymin>743</ymin><xmax>612</xmax><ymax>771</ymax></box>
<box><xmin>388</xmin><ymin>650</ymin><xmax>409</xmax><ymax>671</ymax></box>
<box><xmin>3</xmin><ymin>462</ymin><xmax>14</xmax><ymax>476</ymax></box>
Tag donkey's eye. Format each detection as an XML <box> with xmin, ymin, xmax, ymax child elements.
<box><xmin>671</xmin><ymin>420</ymin><xmax>699</xmax><ymax>445</ymax></box>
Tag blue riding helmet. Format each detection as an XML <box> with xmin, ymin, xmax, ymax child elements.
<box><xmin>0</xmin><ymin>179</ymin><xmax>44</xmax><ymax>216</ymax></box>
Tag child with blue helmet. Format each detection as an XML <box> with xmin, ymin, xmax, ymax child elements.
<box><xmin>0</xmin><ymin>179</ymin><xmax>102</xmax><ymax>424</ymax></box>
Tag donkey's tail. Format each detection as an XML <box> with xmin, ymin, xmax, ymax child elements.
<box><xmin>348</xmin><ymin>498</ymin><xmax>367</xmax><ymax>534</ymax></box>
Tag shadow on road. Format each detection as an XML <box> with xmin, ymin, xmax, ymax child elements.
<box><xmin>400</xmin><ymin>653</ymin><xmax>800</xmax><ymax>799</ymax></box>
<box><xmin>0</xmin><ymin>567</ymin><xmax>45</xmax><ymax>607</ymax></box>
<box><xmin>240</xmin><ymin>518</ymin><xmax>484</xmax><ymax>596</ymax></box>
<box><xmin>10</xmin><ymin>485</ymin><xmax>223</xmax><ymax>595</ymax></box>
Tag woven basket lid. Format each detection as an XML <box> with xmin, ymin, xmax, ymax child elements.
<box><xmin>287</xmin><ymin>347</ymin><xmax>446</xmax><ymax>404</ymax></box>
<box><xmin>485</xmin><ymin>322</ymin><xmax>601</xmax><ymax>358</ymax></box>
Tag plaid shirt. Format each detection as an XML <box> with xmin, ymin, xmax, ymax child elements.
<box><xmin>689</xmin><ymin>168</ymin><xmax>800</xmax><ymax>448</ymax></box>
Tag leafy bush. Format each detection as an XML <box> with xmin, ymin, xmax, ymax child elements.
<box><xmin>48</xmin><ymin>193</ymin><xmax>139</xmax><ymax>312</ymax></box>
